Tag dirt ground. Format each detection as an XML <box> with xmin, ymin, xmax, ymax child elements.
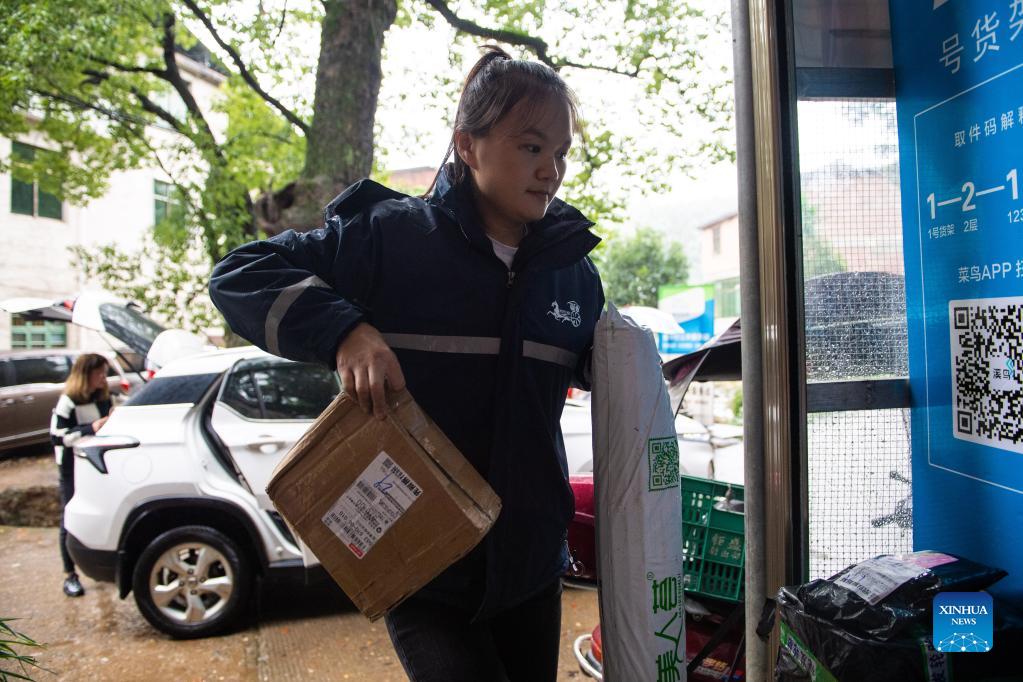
<box><xmin>0</xmin><ymin>525</ymin><xmax>600</xmax><ymax>681</ymax></box>
<box><xmin>0</xmin><ymin>453</ymin><xmax>56</xmax><ymax>491</ymax></box>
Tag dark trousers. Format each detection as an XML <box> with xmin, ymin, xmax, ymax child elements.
<box><xmin>58</xmin><ymin>453</ymin><xmax>75</xmax><ymax>574</ymax></box>
<box><xmin>384</xmin><ymin>579</ymin><xmax>563</xmax><ymax>682</ymax></box>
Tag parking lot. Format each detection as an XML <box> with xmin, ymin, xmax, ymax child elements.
<box><xmin>0</xmin><ymin>499</ymin><xmax>600</xmax><ymax>681</ymax></box>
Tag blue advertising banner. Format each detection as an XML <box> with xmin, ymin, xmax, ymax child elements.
<box><xmin>657</xmin><ymin>284</ymin><xmax>715</xmax><ymax>354</ymax></box>
<box><xmin>890</xmin><ymin>0</ymin><xmax>1023</xmax><ymax>602</ymax></box>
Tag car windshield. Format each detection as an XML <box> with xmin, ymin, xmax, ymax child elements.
<box><xmin>99</xmin><ymin>303</ymin><xmax>165</xmax><ymax>357</ymax></box>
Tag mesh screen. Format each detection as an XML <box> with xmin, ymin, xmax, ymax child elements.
<box><xmin>799</xmin><ymin>98</ymin><xmax>913</xmax><ymax>579</ymax></box>
<box><xmin>807</xmin><ymin>409</ymin><xmax>913</xmax><ymax>579</ymax></box>
<box><xmin>798</xmin><ymin>99</ymin><xmax>908</xmax><ymax>381</ymax></box>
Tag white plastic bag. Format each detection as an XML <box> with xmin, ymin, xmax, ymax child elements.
<box><xmin>592</xmin><ymin>304</ymin><xmax>686</xmax><ymax>681</ymax></box>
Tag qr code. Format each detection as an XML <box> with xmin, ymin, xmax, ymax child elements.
<box><xmin>647</xmin><ymin>437</ymin><xmax>680</xmax><ymax>491</ymax></box>
<box><xmin>949</xmin><ymin>297</ymin><xmax>1023</xmax><ymax>453</ymax></box>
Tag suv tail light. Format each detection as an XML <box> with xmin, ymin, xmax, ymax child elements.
<box><xmin>120</xmin><ymin>379</ymin><xmax>131</xmax><ymax>392</ymax></box>
<box><xmin>75</xmin><ymin>436</ymin><xmax>140</xmax><ymax>474</ymax></box>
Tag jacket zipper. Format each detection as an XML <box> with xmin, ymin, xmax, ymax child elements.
<box><xmin>507</xmin><ymin>270</ymin><xmax>516</xmax><ymax>287</ymax></box>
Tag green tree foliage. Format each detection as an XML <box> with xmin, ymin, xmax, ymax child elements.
<box><xmin>595</xmin><ymin>227</ymin><xmax>688</xmax><ymax>307</ymax></box>
<box><xmin>0</xmin><ymin>0</ymin><xmax>267</xmax><ymax>332</ymax></box>
<box><xmin>730</xmin><ymin>387</ymin><xmax>742</xmax><ymax>422</ymax></box>
<box><xmin>0</xmin><ymin>0</ymin><xmax>732</xmax><ymax>333</ymax></box>
<box><xmin>801</xmin><ymin>201</ymin><xmax>846</xmax><ymax>278</ymax></box>
<box><xmin>69</xmin><ymin>239</ymin><xmax>221</xmax><ymax>332</ymax></box>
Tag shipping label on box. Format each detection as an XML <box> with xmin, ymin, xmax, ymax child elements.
<box><xmin>322</xmin><ymin>451</ymin><xmax>423</xmax><ymax>559</ymax></box>
<box><xmin>266</xmin><ymin>389</ymin><xmax>500</xmax><ymax>620</ymax></box>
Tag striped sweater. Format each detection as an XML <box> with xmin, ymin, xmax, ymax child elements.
<box><xmin>50</xmin><ymin>392</ymin><xmax>112</xmax><ymax>465</ymax></box>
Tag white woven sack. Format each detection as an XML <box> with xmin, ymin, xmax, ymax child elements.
<box><xmin>592</xmin><ymin>303</ymin><xmax>686</xmax><ymax>681</ymax></box>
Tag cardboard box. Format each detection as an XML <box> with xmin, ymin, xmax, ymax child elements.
<box><xmin>266</xmin><ymin>388</ymin><xmax>501</xmax><ymax>620</ymax></box>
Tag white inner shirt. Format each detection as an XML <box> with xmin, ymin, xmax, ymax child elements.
<box><xmin>489</xmin><ymin>235</ymin><xmax>519</xmax><ymax>269</ymax></box>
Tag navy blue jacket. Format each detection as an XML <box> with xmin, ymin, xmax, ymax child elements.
<box><xmin>209</xmin><ymin>168</ymin><xmax>603</xmax><ymax>617</ymax></box>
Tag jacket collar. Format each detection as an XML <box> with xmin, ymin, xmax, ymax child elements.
<box><xmin>322</xmin><ymin>169</ymin><xmax>601</xmax><ymax>266</ymax></box>
<box><xmin>429</xmin><ymin>165</ymin><xmax>600</xmax><ymax>265</ymax></box>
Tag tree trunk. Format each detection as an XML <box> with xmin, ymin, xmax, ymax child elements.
<box><xmin>256</xmin><ymin>0</ymin><xmax>397</xmax><ymax>235</ymax></box>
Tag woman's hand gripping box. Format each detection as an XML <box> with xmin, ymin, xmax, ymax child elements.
<box><xmin>266</xmin><ymin>388</ymin><xmax>501</xmax><ymax>620</ymax></box>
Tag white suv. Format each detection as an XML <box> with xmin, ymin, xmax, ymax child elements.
<box><xmin>64</xmin><ymin>343</ymin><xmax>610</xmax><ymax>639</ymax></box>
<box><xmin>65</xmin><ymin>346</ymin><xmax>341</xmax><ymax>638</ymax></box>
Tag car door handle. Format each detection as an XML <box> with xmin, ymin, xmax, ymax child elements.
<box><xmin>247</xmin><ymin>438</ymin><xmax>286</xmax><ymax>454</ymax></box>
<box><xmin>0</xmin><ymin>398</ymin><xmax>15</xmax><ymax>407</ymax></box>
<box><xmin>20</xmin><ymin>396</ymin><xmax>35</xmax><ymax>403</ymax></box>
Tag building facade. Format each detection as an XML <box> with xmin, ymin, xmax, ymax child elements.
<box><xmin>0</xmin><ymin>51</ymin><xmax>226</xmax><ymax>352</ymax></box>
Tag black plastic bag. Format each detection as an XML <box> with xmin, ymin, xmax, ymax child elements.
<box><xmin>772</xmin><ymin>551</ymin><xmax>1010</xmax><ymax>682</ymax></box>
<box><xmin>797</xmin><ymin>552</ymin><xmax>1005</xmax><ymax>641</ymax></box>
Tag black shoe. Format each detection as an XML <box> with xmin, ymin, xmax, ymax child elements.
<box><xmin>63</xmin><ymin>573</ymin><xmax>85</xmax><ymax>597</ymax></box>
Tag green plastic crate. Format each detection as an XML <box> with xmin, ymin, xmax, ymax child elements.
<box><xmin>681</xmin><ymin>474</ymin><xmax>745</xmax><ymax>602</ymax></box>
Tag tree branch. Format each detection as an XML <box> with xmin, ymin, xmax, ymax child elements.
<box><xmin>76</xmin><ymin>66</ymin><xmax>191</xmax><ymax>135</ymax></box>
<box><xmin>272</xmin><ymin>0</ymin><xmax>288</xmax><ymax>48</ymax></box>
<box><xmin>131</xmin><ymin>86</ymin><xmax>191</xmax><ymax>136</ymax></box>
<box><xmin>87</xmin><ymin>55</ymin><xmax>167</xmax><ymax>77</ymax></box>
<box><xmin>555</xmin><ymin>59</ymin><xmax>639</xmax><ymax>78</ymax></box>
<box><xmin>422</xmin><ymin>0</ymin><xmax>641</xmax><ymax>78</ymax></box>
<box><xmin>421</xmin><ymin>0</ymin><xmax>553</xmax><ymax>66</ymax></box>
<box><xmin>225</xmin><ymin>129</ymin><xmax>294</xmax><ymax>146</ymax></box>
<box><xmin>158</xmin><ymin>12</ymin><xmax>225</xmax><ymax>160</ymax></box>
<box><xmin>29</xmin><ymin>86</ymin><xmax>149</xmax><ymax>128</ymax></box>
<box><xmin>180</xmin><ymin>0</ymin><xmax>310</xmax><ymax>135</ymax></box>
<box><xmin>128</xmin><ymin>128</ymin><xmax>203</xmax><ymax>220</ymax></box>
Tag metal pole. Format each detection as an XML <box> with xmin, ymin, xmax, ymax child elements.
<box><xmin>743</xmin><ymin>0</ymin><xmax>800</xmax><ymax>676</ymax></box>
<box><xmin>730</xmin><ymin>0</ymin><xmax>768</xmax><ymax>677</ymax></box>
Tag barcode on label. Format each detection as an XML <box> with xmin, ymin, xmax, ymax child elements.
<box><xmin>356</xmin><ymin>480</ymin><xmax>377</xmax><ymax>502</ymax></box>
<box><xmin>389</xmin><ymin>467</ymin><xmax>423</xmax><ymax>498</ymax></box>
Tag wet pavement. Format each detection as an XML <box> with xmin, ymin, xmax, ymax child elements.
<box><xmin>0</xmin><ymin>526</ymin><xmax>600</xmax><ymax>681</ymax></box>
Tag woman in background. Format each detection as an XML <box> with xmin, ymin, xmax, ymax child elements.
<box><xmin>50</xmin><ymin>353</ymin><xmax>112</xmax><ymax>597</ymax></box>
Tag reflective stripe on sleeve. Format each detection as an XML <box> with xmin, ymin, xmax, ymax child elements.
<box><xmin>265</xmin><ymin>275</ymin><xmax>330</xmax><ymax>356</ymax></box>
<box><xmin>381</xmin><ymin>333</ymin><xmax>577</xmax><ymax>369</ymax></box>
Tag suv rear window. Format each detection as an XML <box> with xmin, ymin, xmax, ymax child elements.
<box><xmin>125</xmin><ymin>373</ymin><xmax>221</xmax><ymax>406</ymax></box>
<box><xmin>99</xmin><ymin>303</ymin><xmax>165</xmax><ymax>357</ymax></box>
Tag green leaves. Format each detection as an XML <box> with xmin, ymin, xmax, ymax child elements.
<box><xmin>0</xmin><ymin>616</ymin><xmax>52</xmax><ymax>682</ymax></box>
<box><xmin>218</xmin><ymin>76</ymin><xmax>304</xmax><ymax>197</ymax></box>
<box><xmin>594</xmin><ymin>227</ymin><xmax>688</xmax><ymax>307</ymax></box>
<box><xmin>70</xmin><ymin>237</ymin><xmax>221</xmax><ymax>333</ymax></box>
<box><xmin>2</xmin><ymin>0</ymin><xmax>732</xmax><ymax>336</ymax></box>
<box><xmin>0</xmin><ymin>0</ymin><xmax>188</xmax><ymax>203</ymax></box>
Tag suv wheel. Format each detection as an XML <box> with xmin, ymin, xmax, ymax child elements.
<box><xmin>132</xmin><ymin>525</ymin><xmax>252</xmax><ymax>638</ymax></box>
